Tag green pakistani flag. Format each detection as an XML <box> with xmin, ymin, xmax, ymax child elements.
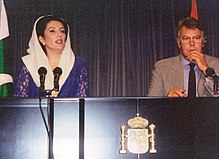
<box><xmin>0</xmin><ymin>0</ymin><xmax>11</xmax><ymax>97</ymax></box>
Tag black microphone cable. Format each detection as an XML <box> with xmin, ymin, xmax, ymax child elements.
<box><xmin>38</xmin><ymin>67</ymin><xmax>49</xmax><ymax>134</ymax></box>
<box><xmin>38</xmin><ymin>67</ymin><xmax>54</xmax><ymax>159</ymax></box>
<box><xmin>39</xmin><ymin>97</ymin><xmax>49</xmax><ymax>134</ymax></box>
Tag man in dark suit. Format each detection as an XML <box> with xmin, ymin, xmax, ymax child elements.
<box><xmin>147</xmin><ymin>17</ymin><xmax>219</xmax><ymax>97</ymax></box>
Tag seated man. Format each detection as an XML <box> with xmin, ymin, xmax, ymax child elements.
<box><xmin>147</xmin><ymin>17</ymin><xmax>219</xmax><ymax>97</ymax></box>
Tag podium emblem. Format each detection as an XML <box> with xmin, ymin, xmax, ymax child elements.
<box><xmin>128</xmin><ymin>129</ymin><xmax>148</xmax><ymax>154</ymax></box>
<box><xmin>119</xmin><ymin>113</ymin><xmax>157</xmax><ymax>154</ymax></box>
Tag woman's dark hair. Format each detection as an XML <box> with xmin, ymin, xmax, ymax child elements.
<box><xmin>36</xmin><ymin>15</ymin><xmax>68</xmax><ymax>37</ymax></box>
<box><xmin>36</xmin><ymin>15</ymin><xmax>68</xmax><ymax>53</ymax></box>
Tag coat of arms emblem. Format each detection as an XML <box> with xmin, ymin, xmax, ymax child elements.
<box><xmin>119</xmin><ymin>113</ymin><xmax>157</xmax><ymax>154</ymax></box>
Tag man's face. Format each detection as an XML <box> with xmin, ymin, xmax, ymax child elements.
<box><xmin>177</xmin><ymin>26</ymin><xmax>204</xmax><ymax>60</ymax></box>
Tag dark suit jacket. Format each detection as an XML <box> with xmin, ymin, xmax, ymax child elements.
<box><xmin>147</xmin><ymin>54</ymin><xmax>219</xmax><ymax>97</ymax></box>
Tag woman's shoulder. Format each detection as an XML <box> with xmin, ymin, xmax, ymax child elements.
<box><xmin>68</xmin><ymin>56</ymin><xmax>88</xmax><ymax>78</ymax></box>
<box><xmin>74</xmin><ymin>56</ymin><xmax>87</xmax><ymax>66</ymax></box>
<box><xmin>75</xmin><ymin>56</ymin><xmax>86</xmax><ymax>62</ymax></box>
<box><xmin>17</xmin><ymin>60</ymin><xmax>28</xmax><ymax>72</ymax></box>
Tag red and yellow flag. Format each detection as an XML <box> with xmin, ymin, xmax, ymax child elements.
<box><xmin>190</xmin><ymin>0</ymin><xmax>198</xmax><ymax>19</ymax></box>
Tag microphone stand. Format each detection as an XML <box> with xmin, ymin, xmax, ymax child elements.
<box><xmin>213</xmin><ymin>77</ymin><xmax>219</xmax><ymax>95</ymax></box>
<box><xmin>79</xmin><ymin>98</ymin><xmax>85</xmax><ymax>159</ymax></box>
<box><xmin>44</xmin><ymin>90</ymin><xmax>55</xmax><ymax>159</ymax></box>
<box><xmin>38</xmin><ymin>66</ymin><xmax>59</xmax><ymax>159</ymax></box>
<box><xmin>39</xmin><ymin>90</ymin><xmax>55</xmax><ymax>159</ymax></box>
<box><xmin>47</xmin><ymin>96</ymin><xmax>54</xmax><ymax>159</ymax></box>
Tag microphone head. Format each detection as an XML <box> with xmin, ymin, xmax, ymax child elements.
<box><xmin>206</xmin><ymin>67</ymin><xmax>215</xmax><ymax>77</ymax></box>
<box><xmin>38</xmin><ymin>67</ymin><xmax>47</xmax><ymax>75</ymax></box>
<box><xmin>53</xmin><ymin>67</ymin><xmax>62</xmax><ymax>75</ymax></box>
<box><xmin>53</xmin><ymin>67</ymin><xmax>62</xmax><ymax>92</ymax></box>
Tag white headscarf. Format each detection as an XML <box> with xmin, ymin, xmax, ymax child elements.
<box><xmin>22</xmin><ymin>16</ymin><xmax>75</xmax><ymax>91</ymax></box>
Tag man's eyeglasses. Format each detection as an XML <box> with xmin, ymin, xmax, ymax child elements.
<box><xmin>178</xmin><ymin>35</ymin><xmax>203</xmax><ymax>44</ymax></box>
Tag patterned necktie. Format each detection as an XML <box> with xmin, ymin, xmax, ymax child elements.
<box><xmin>188</xmin><ymin>63</ymin><xmax>196</xmax><ymax>97</ymax></box>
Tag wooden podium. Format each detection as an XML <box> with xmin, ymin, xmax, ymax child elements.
<box><xmin>0</xmin><ymin>97</ymin><xmax>218</xmax><ymax>159</ymax></box>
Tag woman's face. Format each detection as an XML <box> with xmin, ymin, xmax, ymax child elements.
<box><xmin>39</xmin><ymin>20</ymin><xmax>67</xmax><ymax>53</ymax></box>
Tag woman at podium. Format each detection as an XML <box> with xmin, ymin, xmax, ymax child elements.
<box><xmin>14</xmin><ymin>15</ymin><xmax>89</xmax><ymax>97</ymax></box>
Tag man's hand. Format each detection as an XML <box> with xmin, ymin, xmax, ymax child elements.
<box><xmin>167</xmin><ymin>88</ymin><xmax>187</xmax><ymax>97</ymax></box>
<box><xmin>187</xmin><ymin>51</ymin><xmax>208</xmax><ymax>75</ymax></box>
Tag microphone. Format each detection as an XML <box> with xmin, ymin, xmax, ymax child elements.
<box><xmin>206</xmin><ymin>67</ymin><xmax>219</xmax><ymax>94</ymax></box>
<box><xmin>53</xmin><ymin>67</ymin><xmax>62</xmax><ymax>91</ymax></box>
<box><xmin>38</xmin><ymin>67</ymin><xmax>47</xmax><ymax>95</ymax></box>
<box><xmin>205</xmin><ymin>67</ymin><xmax>219</xmax><ymax>81</ymax></box>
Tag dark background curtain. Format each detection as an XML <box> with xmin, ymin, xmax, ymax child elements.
<box><xmin>3</xmin><ymin>0</ymin><xmax>219</xmax><ymax>97</ymax></box>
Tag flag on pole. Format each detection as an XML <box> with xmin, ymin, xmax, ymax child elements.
<box><xmin>190</xmin><ymin>0</ymin><xmax>198</xmax><ymax>19</ymax></box>
<box><xmin>0</xmin><ymin>0</ymin><xmax>11</xmax><ymax>97</ymax></box>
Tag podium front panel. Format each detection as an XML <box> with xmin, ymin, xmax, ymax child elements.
<box><xmin>0</xmin><ymin>97</ymin><xmax>219</xmax><ymax>159</ymax></box>
<box><xmin>139</xmin><ymin>97</ymin><xmax>219</xmax><ymax>159</ymax></box>
<box><xmin>85</xmin><ymin>98</ymin><xmax>137</xmax><ymax>159</ymax></box>
<box><xmin>0</xmin><ymin>98</ymin><xmax>48</xmax><ymax>159</ymax></box>
<box><xmin>53</xmin><ymin>98</ymin><xmax>79</xmax><ymax>159</ymax></box>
